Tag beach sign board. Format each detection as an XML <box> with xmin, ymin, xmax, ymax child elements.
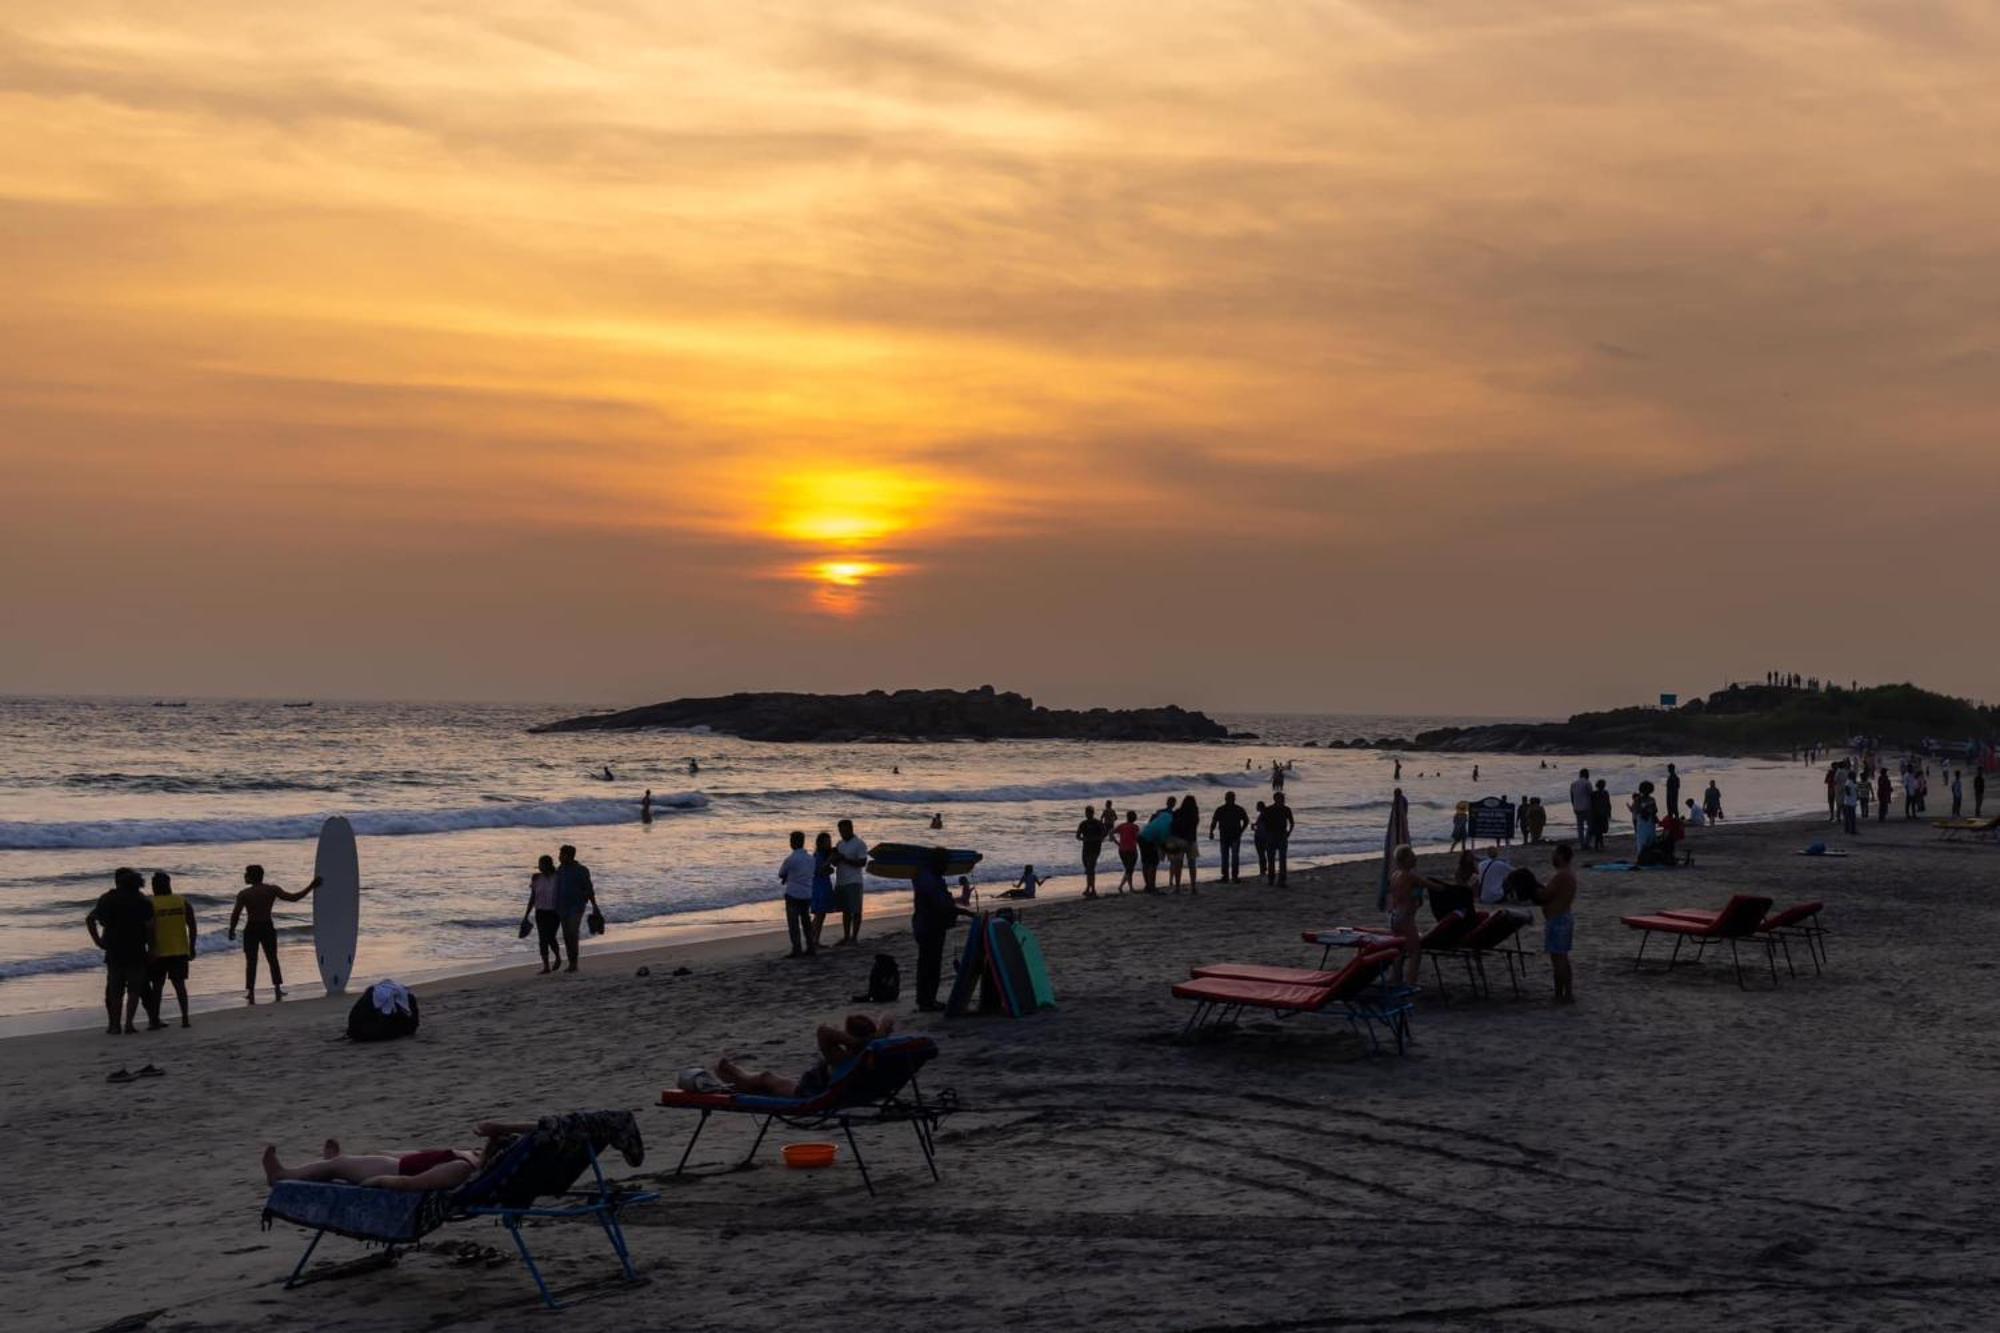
<box><xmin>1467</xmin><ymin>796</ymin><xmax>1515</xmax><ymax>843</ymax></box>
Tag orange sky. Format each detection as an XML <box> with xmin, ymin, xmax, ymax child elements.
<box><xmin>4</xmin><ymin>2</ymin><xmax>1998</xmax><ymax>713</ymax></box>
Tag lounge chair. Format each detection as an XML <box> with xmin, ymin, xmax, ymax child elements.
<box><xmin>658</xmin><ymin>1034</ymin><xmax>947</xmax><ymax>1197</ymax></box>
<box><xmin>260</xmin><ymin>1111</ymin><xmax>654</xmax><ymax>1310</ymax></box>
<box><xmin>1621</xmin><ymin>894</ymin><xmax>1775</xmax><ymax>988</ymax></box>
<box><xmin>1653</xmin><ymin>900</ymin><xmax>1828</xmax><ymax>977</ymax></box>
<box><xmin>1303</xmin><ymin>910</ymin><xmax>1475</xmax><ymax>971</ymax></box>
<box><xmin>1174</xmin><ymin>945</ymin><xmax>1412</xmax><ymax>1053</ymax></box>
<box><xmin>1425</xmin><ymin>909</ymin><xmax>1536</xmax><ymax>999</ymax></box>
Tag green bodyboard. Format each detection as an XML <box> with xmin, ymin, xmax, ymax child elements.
<box><xmin>1013</xmin><ymin>921</ymin><xmax>1056</xmax><ymax>1009</ymax></box>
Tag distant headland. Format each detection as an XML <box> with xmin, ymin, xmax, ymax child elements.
<box><xmin>531</xmin><ymin>687</ymin><xmax>1243</xmax><ymax>743</ymax></box>
<box><xmin>1324</xmin><ymin>683</ymin><xmax>1995</xmax><ymax>757</ymax></box>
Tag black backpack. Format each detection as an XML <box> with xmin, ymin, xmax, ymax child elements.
<box><xmin>346</xmin><ymin>989</ymin><xmax>420</xmax><ymax>1042</ymax></box>
<box><xmin>853</xmin><ymin>953</ymin><xmax>900</xmax><ymax>1004</ymax></box>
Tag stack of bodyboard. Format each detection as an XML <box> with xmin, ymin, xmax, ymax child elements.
<box><xmin>946</xmin><ymin>913</ymin><xmax>1055</xmax><ymax>1018</ymax></box>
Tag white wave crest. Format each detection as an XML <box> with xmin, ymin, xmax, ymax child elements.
<box><xmin>0</xmin><ymin>792</ymin><xmax>707</xmax><ymax>852</ymax></box>
<box><xmin>843</xmin><ymin>772</ymin><xmax>1259</xmax><ymax>805</ymax></box>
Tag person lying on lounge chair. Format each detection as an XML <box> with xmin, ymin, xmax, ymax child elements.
<box><xmin>261</xmin><ymin>1120</ymin><xmax>535</xmax><ymax>1192</ymax></box>
<box><xmin>712</xmin><ymin>1013</ymin><xmax>896</xmax><ymax>1100</ymax></box>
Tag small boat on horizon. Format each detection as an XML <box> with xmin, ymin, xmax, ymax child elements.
<box><xmin>151</xmin><ymin>701</ymin><xmax>187</xmax><ymax>708</ymax></box>
<box><xmin>283</xmin><ymin>701</ymin><xmax>315</xmax><ymax>708</ymax></box>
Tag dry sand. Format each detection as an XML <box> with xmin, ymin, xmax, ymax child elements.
<box><xmin>5</xmin><ymin>813</ymin><xmax>1999</xmax><ymax>1332</ymax></box>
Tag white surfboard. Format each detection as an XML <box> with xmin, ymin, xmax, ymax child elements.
<box><xmin>313</xmin><ymin>816</ymin><xmax>360</xmax><ymax>995</ymax></box>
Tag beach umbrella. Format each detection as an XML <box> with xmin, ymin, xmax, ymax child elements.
<box><xmin>1378</xmin><ymin>789</ymin><xmax>1410</xmax><ymax>910</ymax></box>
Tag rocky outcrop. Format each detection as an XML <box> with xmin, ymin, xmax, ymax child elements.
<box><xmin>1337</xmin><ymin>683</ymin><xmax>1994</xmax><ymax>756</ymax></box>
<box><xmin>532</xmin><ymin>686</ymin><xmax>1240</xmax><ymax>743</ymax></box>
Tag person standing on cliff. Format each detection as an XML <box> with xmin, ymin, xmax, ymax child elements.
<box><xmin>1570</xmin><ymin>768</ymin><xmax>1592</xmax><ymax>844</ymax></box>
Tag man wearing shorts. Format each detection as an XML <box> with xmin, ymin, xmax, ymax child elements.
<box><xmin>833</xmin><ymin>819</ymin><xmax>869</xmax><ymax>944</ymax></box>
<box><xmin>145</xmin><ymin>870</ymin><xmax>197</xmax><ymax>1029</ymax></box>
<box><xmin>86</xmin><ymin>868</ymin><xmax>154</xmax><ymax>1035</ymax></box>
<box><xmin>1259</xmin><ymin>793</ymin><xmax>1295</xmax><ymax>885</ymax></box>
<box><xmin>228</xmin><ymin>864</ymin><xmax>318</xmax><ymax>1003</ymax></box>
<box><xmin>1541</xmin><ymin>843</ymin><xmax>1578</xmax><ymax>1003</ymax></box>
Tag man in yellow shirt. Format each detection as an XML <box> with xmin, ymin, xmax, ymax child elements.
<box><xmin>146</xmin><ymin>871</ymin><xmax>198</xmax><ymax>1029</ymax></box>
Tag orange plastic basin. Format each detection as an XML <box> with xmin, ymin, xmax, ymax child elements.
<box><xmin>782</xmin><ymin>1142</ymin><xmax>838</xmax><ymax>1169</ymax></box>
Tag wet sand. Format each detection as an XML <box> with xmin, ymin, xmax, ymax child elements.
<box><xmin>6</xmin><ymin>813</ymin><xmax>1998</xmax><ymax>1331</ymax></box>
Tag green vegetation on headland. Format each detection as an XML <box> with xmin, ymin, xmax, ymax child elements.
<box><xmin>532</xmin><ymin>687</ymin><xmax>1240</xmax><ymax>743</ymax></box>
<box><xmin>1328</xmin><ymin>683</ymin><xmax>1996</xmax><ymax>757</ymax></box>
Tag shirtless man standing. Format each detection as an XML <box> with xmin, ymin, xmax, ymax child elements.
<box><xmin>1540</xmin><ymin>843</ymin><xmax>1579</xmax><ymax>1004</ymax></box>
<box><xmin>227</xmin><ymin>864</ymin><xmax>318</xmax><ymax>1003</ymax></box>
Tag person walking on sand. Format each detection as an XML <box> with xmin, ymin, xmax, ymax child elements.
<box><xmin>145</xmin><ymin>871</ymin><xmax>197</xmax><ymax>1029</ymax></box>
<box><xmin>1952</xmin><ymin>770</ymin><xmax>1965</xmax><ymax>817</ymax></box>
<box><xmin>1252</xmin><ymin>800</ymin><xmax>1272</xmax><ymax>878</ymax></box>
<box><xmin>1075</xmin><ymin>806</ymin><xmax>1106</xmax><ymax>899</ymax></box>
<box><xmin>1112</xmin><ymin>810</ymin><xmax>1140</xmax><ymax>893</ymax></box>
<box><xmin>1877</xmin><ymin>767</ymin><xmax>1893</xmax><ymax>823</ymax></box>
<box><xmin>1210</xmin><ymin>791</ymin><xmax>1249</xmax><ymax>883</ymax></box>
<box><xmin>1839</xmin><ymin>770</ymin><xmax>1859</xmax><ymax>835</ymax></box>
<box><xmin>778</xmin><ymin>831</ymin><xmax>817</xmax><ymax>959</ymax></box>
<box><xmin>554</xmin><ymin>844</ymin><xmax>598</xmax><ymax>972</ymax></box>
<box><xmin>1569</xmin><ymin>768</ymin><xmax>1592</xmax><ymax>844</ymax></box>
<box><xmin>833</xmin><ymin>819</ymin><xmax>868</xmax><ymax>944</ymax></box>
<box><xmin>1588</xmin><ymin>779</ymin><xmax>1612</xmax><ymax>850</ymax></box>
<box><xmin>1260</xmin><ymin>792</ymin><xmax>1295</xmax><ymax>885</ymax></box>
<box><xmin>1977</xmin><ymin>769</ymin><xmax>1988</xmax><ymax>818</ymax></box>
<box><xmin>522</xmin><ymin>854</ymin><xmax>564</xmax><ymax>973</ymax></box>
<box><xmin>1664</xmin><ymin>764</ymin><xmax>1681</xmax><ymax>822</ymax></box>
<box><xmin>87</xmin><ymin>868</ymin><xmax>154</xmax><ymax>1035</ymax></box>
<box><xmin>227</xmin><ymin>864</ymin><xmax>318</xmax><ymax>1003</ymax></box>
<box><xmin>1541</xmin><ymin>843</ymin><xmax>1578</xmax><ymax>1003</ymax></box>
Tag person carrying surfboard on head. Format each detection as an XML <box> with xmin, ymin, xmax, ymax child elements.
<box><xmin>227</xmin><ymin>864</ymin><xmax>318</xmax><ymax>1003</ymax></box>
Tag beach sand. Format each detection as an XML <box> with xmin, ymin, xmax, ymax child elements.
<box><xmin>6</xmin><ymin>814</ymin><xmax>1998</xmax><ymax>1331</ymax></box>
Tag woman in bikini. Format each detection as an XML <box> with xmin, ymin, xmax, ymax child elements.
<box><xmin>261</xmin><ymin>1120</ymin><xmax>535</xmax><ymax>1192</ymax></box>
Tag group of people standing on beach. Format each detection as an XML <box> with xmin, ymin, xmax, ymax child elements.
<box><xmin>83</xmin><ymin>863</ymin><xmax>321</xmax><ymax>1034</ymax></box>
<box><xmin>1071</xmin><ymin>787</ymin><xmax>1297</xmax><ymax>898</ymax></box>
<box><xmin>775</xmin><ymin>819</ymin><xmax>870</xmax><ymax>958</ymax></box>
<box><xmin>1824</xmin><ymin>756</ymin><xmax>1984</xmax><ymax>834</ymax></box>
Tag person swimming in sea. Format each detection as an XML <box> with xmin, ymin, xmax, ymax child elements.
<box><xmin>601</xmin><ymin>765</ymin><xmax>615</xmax><ymax>782</ymax></box>
<box><xmin>929</xmin><ymin>812</ymin><xmax>944</xmax><ymax>830</ymax></box>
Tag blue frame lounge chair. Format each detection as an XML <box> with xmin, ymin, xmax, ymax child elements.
<box><xmin>658</xmin><ymin>1035</ymin><xmax>945</xmax><ymax>1197</ymax></box>
<box><xmin>261</xmin><ymin>1111</ymin><xmax>656</xmax><ymax>1310</ymax></box>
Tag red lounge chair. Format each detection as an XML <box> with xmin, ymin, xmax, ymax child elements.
<box><xmin>1654</xmin><ymin>900</ymin><xmax>1827</xmax><ymax>977</ymax></box>
<box><xmin>1622</xmin><ymin>894</ymin><xmax>1775</xmax><ymax>988</ymax></box>
<box><xmin>1426</xmin><ymin>909</ymin><xmax>1535</xmax><ymax>999</ymax></box>
<box><xmin>1174</xmin><ymin>946</ymin><xmax>1411</xmax><ymax>1053</ymax></box>
<box><xmin>1303</xmin><ymin>909</ymin><xmax>1475</xmax><ymax>970</ymax></box>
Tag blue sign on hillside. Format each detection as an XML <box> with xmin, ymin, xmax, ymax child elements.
<box><xmin>1660</xmin><ymin>693</ymin><xmax>1678</xmax><ymax>709</ymax></box>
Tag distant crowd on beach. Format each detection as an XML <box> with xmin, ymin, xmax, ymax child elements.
<box><xmin>1821</xmin><ymin>755</ymin><xmax>1984</xmax><ymax>834</ymax></box>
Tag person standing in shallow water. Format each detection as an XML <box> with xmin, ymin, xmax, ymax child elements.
<box><xmin>228</xmin><ymin>864</ymin><xmax>317</xmax><ymax>1003</ymax></box>
<box><xmin>1260</xmin><ymin>793</ymin><xmax>1295</xmax><ymax>885</ymax></box>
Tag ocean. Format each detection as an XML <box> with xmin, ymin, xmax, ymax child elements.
<box><xmin>0</xmin><ymin>697</ymin><xmax>1820</xmax><ymax>1024</ymax></box>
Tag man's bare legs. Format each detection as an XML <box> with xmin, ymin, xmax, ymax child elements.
<box><xmin>713</xmin><ymin>1057</ymin><xmax>797</xmax><ymax>1097</ymax></box>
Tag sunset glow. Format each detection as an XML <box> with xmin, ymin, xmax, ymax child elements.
<box><xmin>5</xmin><ymin>2</ymin><xmax>1999</xmax><ymax>709</ymax></box>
